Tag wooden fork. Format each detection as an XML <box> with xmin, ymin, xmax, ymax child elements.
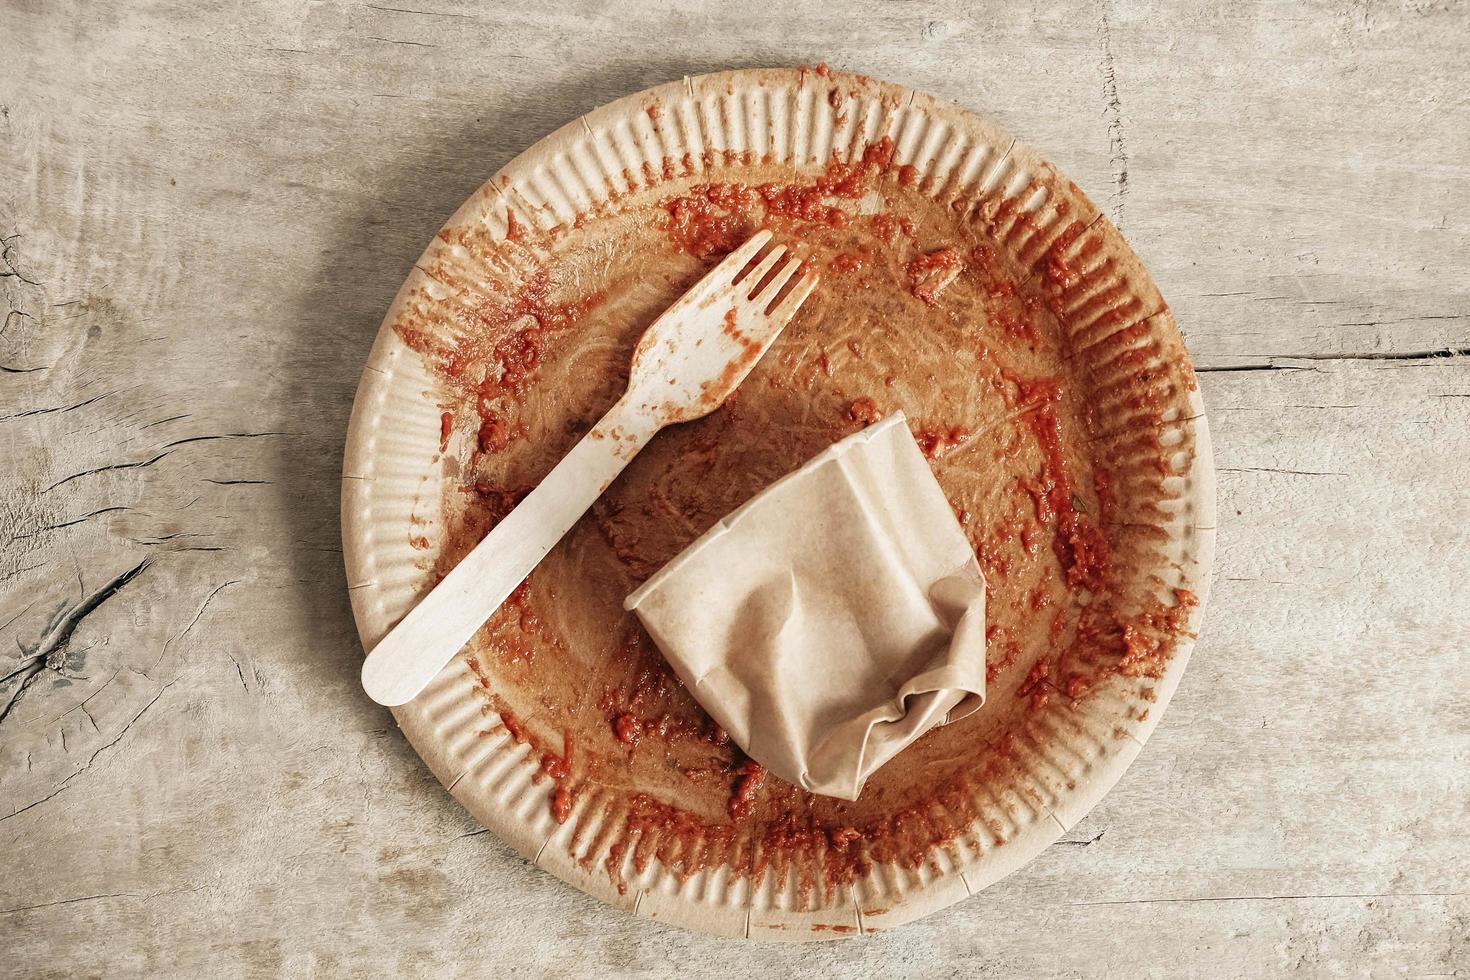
<box><xmin>362</xmin><ymin>230</ymin><xmax>818</xmax><ymax>706</ymax></box>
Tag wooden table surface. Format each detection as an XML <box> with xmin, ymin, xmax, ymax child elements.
<box><xmin>3</xmin><ymin>1</ymin><xmax>1467</xmax><ymax>976</ymax></box>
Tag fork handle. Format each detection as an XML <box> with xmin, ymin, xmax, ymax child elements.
<box><xmin>361</xmin><ymin>395</ymin><xmax>659</xmax><ymax>706</ymax></box>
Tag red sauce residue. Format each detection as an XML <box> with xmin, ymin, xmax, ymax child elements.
<box><xmin>1042</xmin><ymin>220</ymin><xmax>1087</xmax><ymax>290</ymax></box>
<box><xmin>984</xmin><ymin>624</ymin><xmax>1021</xmax><ymax>682</ymax></box>
<box><xmin>409</xmin><ymin>534</ymin><xmax>430</xmax><ymax>550</ymax></box>
<box><xmin>482</xmin><ymin>276</ymin><xmax>603</xmax><ymax>397</ymax></box>
<box><xmin>968</xmin><ymin>242</ymin><xmax>1056</xmax><ymax>347</ymax></box>
<box><xmin>693</xmin><ymin>330</ymin><xmax>766</xmax><ymax>415</ymax></box>
<box><xmin>602</xmin><ymin>794</ymin><xmax>742</xmax><ymax>895</ymax></box>
<box><xmin>659</xmin><ymin>137</ymin><xmax>899</xmax><ymax>259</ymax></box>
<box><xmin>759</xmin><ymin>182</ymin><xmax>849</xmax><ymax>227</ymax></box>
<box><xmin>477</xmin><ymin>410</ymin><xmax>522</xmax><ymax>454</ymax></box>
<box><xmin>914</xmin><ymin>424</ymin><xmax>969</xmax><ymax>460</ymax></box>
<box><xmin>438</xmin><ymin>411</ymin><xmax>453</xmax><ymax>452</ymax></box>
<box><xmin>1049</xmin><ymin>605</ymin><xmax>1069</xmax><ymax>643</ymax></box>
<box><xmin>613</xmin><ymin>712</ymin><xmax>643</xmax><ymax>746</ymax></box>
<box><xmin>816</xmin><ymin>348</ymin><xmax>832</xmax><ymax>376</ymax></box>
<box><xmin>823</xmin><ymin>137</ymin><xmax>896</xmax><ymax>195</ymax></box>
<box><xmin>540</xmin><ymin>734</ymin><xmax>573</xmax><ymax>780</ymax></box>
<box><xmin>728</xmin><ymin>760</ymin><xmax>766</xmax><ymax>820</ymax></box>
<box><xmin>663</xmin><ymin>183</ymin><xmax>759</xmax><ymax>258</ymax></box>
<box><xmin>870</xmin><ymin>213</ymin><xmax>917</xmax><ymax>244</ymax></box>
<box><xmin>986</xmin><ymin>278</ymin><xmax>1017</xmax><ymax>300</ymax></box>
<box><xmin>991</xmin><ymin>308</ymin><xmax>1039</xmax><ymax>344</ymax></box>
<box><xmin>1001</xmin><ymin>369</ymin><xmax>1111</xmax><ymax>592</ymax></box>
<box><xmin>897</xmin><ymin>164</ymin><xmax>919</xmax><ymax>187</ymax></box>
<box><xmin>906</xmin><ymin>247</ymin><xmax>963</xmax><ymax>306</ymax></box>
<box><xmin>503</xmin><ymin>208</ymin><xmax>526</xmax><ymax>243</ymax></box>
<box><xmin>466</xmin><ymin>483</ymin><xmax>530</xmax><ymax>527</ymax></box>
<box><xmin>846</xmin><ymin>396</ymin><xmax>881</xmax><ymax>425</ymax></box>
<box><xmin>500</xmin><ymin>709</ymin><xmax>529</xmax><ymax>744</ymax></box>
<box><xmin>1117</xmin><ymin>589</ymin><xmax>1198</xmax><ymax>676</ymax></box>
<box><xmin>1023</xmin><ymin>656</ymin><xmax>1053</xmax><ymax>710</ymax></box>
<box><xmin>396</xmin><ymin>270</ymin><xmax>604</xmax><ymax>459</ymax></box>
<box><xmin>540</xmin><ymin>733</ymin><xmax>576</xmax><ymax>824</ymax></box>
<box><xmin>482</xmin><ymin>579</ymin><xmax>543</xmax><ymax>666</ymax></box>
<box><xmin>1093</xmin><ymin>466</ymin><xmax>1115</xmax><ymax>523</ymax></box>
<box><xmin>466</xmin><ymin>653</ymin><xmax>492</xmax><ymax>693</ymax></box>
<box><xmin>829</xmin><ymin>250</ymin><xmax>873</xmax><ymax>275</ymax></box>
<box><xmin>552</xmin><ymin>786</ymin><xmax>573</xmax><ymax>824</ymax></box>
<box><xmin>596</xmin><ymin>628</ymin><xmax>732</xmax><ymax>754</ymax></box>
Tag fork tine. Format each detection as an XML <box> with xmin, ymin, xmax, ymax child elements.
<box><xmin>739</xmin><ymin>244</ymin><xmax>788</xmax><ymax>295</ymax></box>
<box><xmin>721</xmin><ymin>229</ymin><xmax>773</xmax><ymax>281</ymax></box>
<box><xmin>767</xmin><ymin>272</ymin><xmax>819</xmax><ymax>323</ymax></box>
<box><xmin>753</xmin><ymin>256</ymin><xmax>803</xmax><ymax>309</ymax></box>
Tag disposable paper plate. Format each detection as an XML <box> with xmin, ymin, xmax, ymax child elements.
<box><xmin>341</xmin><ymin>67</ymin><xmax>1215</xmax><ymax>940</ymax></box>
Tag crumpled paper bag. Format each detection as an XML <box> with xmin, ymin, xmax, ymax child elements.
<box><xmin>624</xmin><ymin>412</ymin><xmax>986</xmax><ymax>801</ymax></box>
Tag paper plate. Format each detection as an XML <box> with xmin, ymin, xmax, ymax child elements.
<box><xmin>342</xmin><ymin>67</ymin><xmax>1214</xmax><ymax>940</ymax></box>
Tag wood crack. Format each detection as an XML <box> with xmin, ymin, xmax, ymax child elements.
<box><xmin>140</xmin><ymin>414</ymin><xmax>190</xmax><ymax>428</ymax></box>
<box><xmin>1095</xmin><ymin>0</ymin><xmax>1128</xmax><ymax>229</ymax></box>
<box><xmin>1195</xmin><ymin>363</ymin><xmax>1318</xmax><ymax>374</ymax></box>
<box><xmin>1066</xmin><ymin>890</ymin><xmax>1466</xmax><ymax>908</ymax></box>
<box><xmin>10</xmin><ymin>505</ymin><xmax>131</xmax><ymax>540</ymax></box>
<box><xmin>0</xmin><ymin>558</ymin><xmax>152</xmax><ymax>726</ymax></box>
<box><xmin>44</xmin><ymin>432</ymin><xmax>286</xmax><ymax>492</ymax></box>
<box><xmin>0</xmin><ymin>674</ymin><xmax>180</xmax><ymax>823</ymax></box>
<box><xmin>1217</xmin><ymin>466</ymin><xmax>1348</xmax><ymax>477</ymax></box>
<box><xmin>0</xmin><ymin>234</ymin><xmax>40</xmax><ymax>286</ymax></box>
<box><xmin>161</xmin><ymin>580</ymin><xmax>239</xmax><ymax>668</ymax></box>
<box><xmin>364</xmin><ymin>3</ymin><xmax>475</xmax><ymax>19</ymax></box>
<box><xmin>1198</xmin><ymin>348</ymin><xmax>1468</xmax><ymax>373</ymax></box>
<box><xmin>0</xmin><ymin>391</ymin><xmax>111</xmax><ymax>423</ymax></box>
<box><xmin>0</xmin><ymin>892</ymin><xmax>137</xmax><ymax>916</ymax></box>
<box><xmin>1337</xmin><ymin>313</ymin><xmax>1469</xmax><ymax>327</ymax></box>
<box><xmin>452</xmin><ymin>827</ymin><xmax>492</xmax><ymax>842</ymax></box>
<box><xmin>364</xmin><ymin>34</ymin><xmax>438</xmax><ymax>48</ymax></box>
<box><xmin>1286</xmin><ymin>347</ymin><xmax>1470</xmax><ymax>362</ymax></box>
<box><xmin>2</xmin><ymin>307</ymin><xmax>36</xmax><ymax>335</ymax></box>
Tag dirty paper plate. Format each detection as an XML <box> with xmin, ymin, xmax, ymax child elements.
<box><xmin>341</xmin><ymin>67</ymin><xmax>1215</xmax><ymax>940</ymax></box>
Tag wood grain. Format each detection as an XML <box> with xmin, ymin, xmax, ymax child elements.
<box><xmin>1</xmin><ymin>0</ymin><xmax>1466</xmax><ymax>975</ymax></box>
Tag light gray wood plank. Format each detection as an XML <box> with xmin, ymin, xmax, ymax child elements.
<box><xmin>1</xmin><ymin>0</ymin><xmax>1466</xmax><ymax>975</ymax></box>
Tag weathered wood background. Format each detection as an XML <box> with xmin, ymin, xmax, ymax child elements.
<box><xmin>3</xmin><ymin>0</ymin><xmax>1467</xmax><ymax>976</ymax></box>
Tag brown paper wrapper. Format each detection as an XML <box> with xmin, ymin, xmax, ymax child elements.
<box><xmin>626</xmin><ymin>414</ymin><xmax>986</xmax><ymax>800</ymax></box>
